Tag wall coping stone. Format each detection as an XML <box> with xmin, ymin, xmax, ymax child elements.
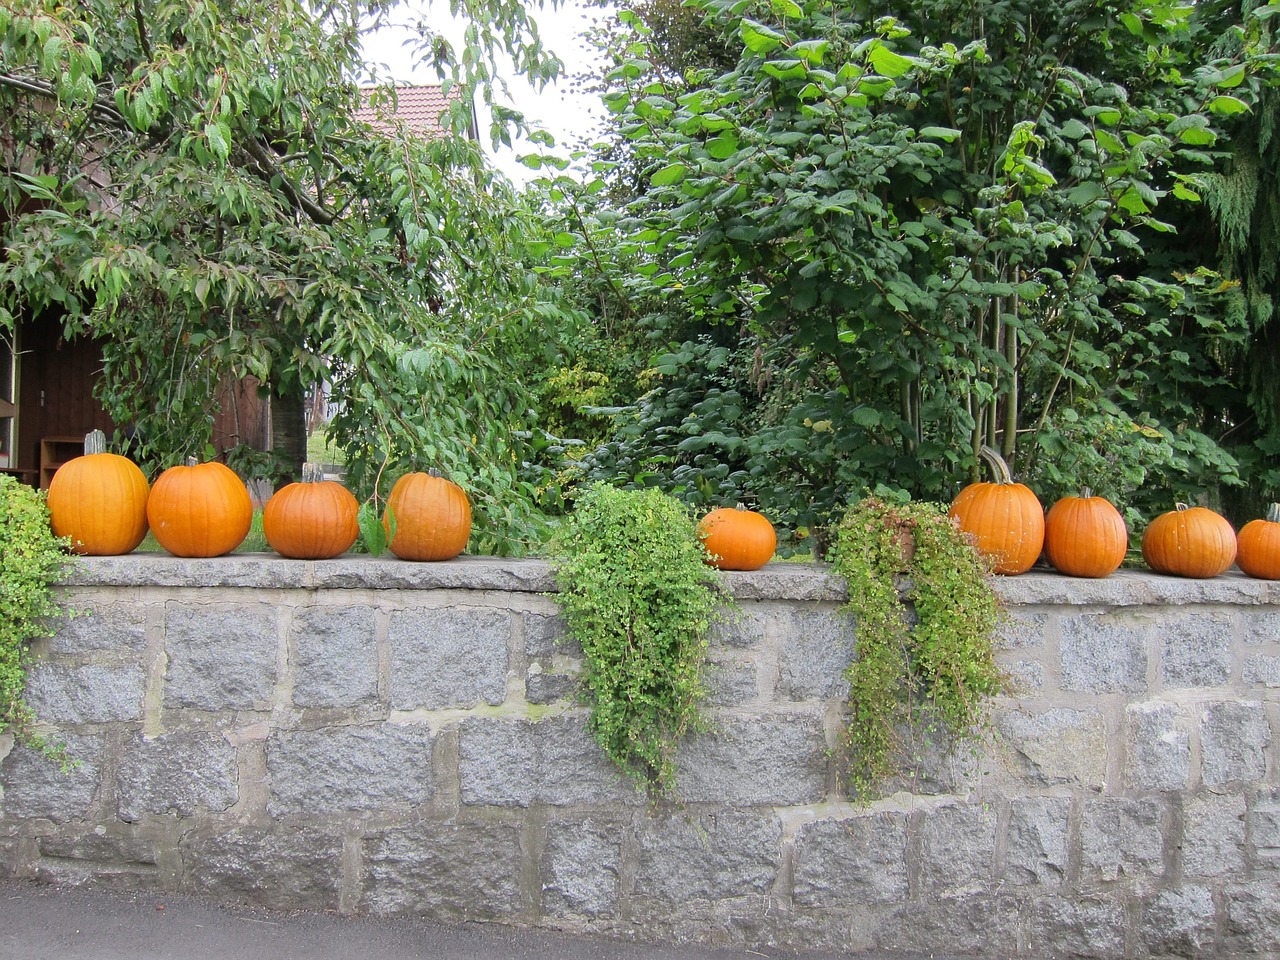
<box><xmin>58</xmin><ymin>555</ymin><xmax>1280</xmax><ymax>606</ymax></box>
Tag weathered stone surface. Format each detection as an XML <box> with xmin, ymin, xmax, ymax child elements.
<box><xmin>266</xmin><ymin>724</ymin><xmax>434</xmax><ymax>816</ymax></box>
<box><xmin>542</xmin><ymin>818</ymin><xmax>623</xmax><ymax>917</ymax></box>
<box><xmin>1161</xmin><ymin>612</ymin><xmax>1233</xmax><ymax>688</ymax></box>
<box><xmin>164</xmin><ymin>604</ymin><xmax>277</xmax><ymax>710</ymax></box>
<box><xmin>1026</xmin><ymin>897</ymin><xmax>1127</xmax><ymax>959</ymax></box>
<box><xmin>1223</xmin><ymin>882</ymin><xmax>1280</xmax><ymax>955</ymax></box>
<box><xmin>1059</xmin><ymin>613</ymin><xmax>1148</xmax><ymax>693</ymax></box>
<box><xmin>1005</xmin><ymin>796</ymin><xmax>1070</xmax><ymax>887</ymax></box>
<box><xmin>1003</xmin><ymin>658</ymin><xmax>1046</xmax><ymax>692</ymax></box>
<box><xmin>1124</xmin><ymin>701</ymin><xmax>1191</xmax><ymax>791</ymax></box>
<box><xmin>775</xmin><ymin>606</ymin><xmax>853</xmax><ymax>701</ymax></box>
<box><xmin>633</xmin><ymin>811</ymin><xmax>781</xmax><ymax>902</ymax></box>
<box><xmin>1243</xmin><ymin>654</ymin><xmax>1280</xmax><ymax>687</ymax></box>
<box><xmin>703</xmin><ymin>656</ymin><xmax>758</xmax><ymax>707</ymax></box>
<box><xmin>37</xmin><ymin>832</ymin><xmax>157</xmax><ymax>867</ymax></box>
<box><xmin>388</xmin><ymin>607</ymin><xmax>510</xmax><ymax>710</ymax></box>
<box><xmin>64</xmin><ymin>555</ymin><xmax>313</xmax><ymax>590</ymax></box>
<box><xmin>0</xmin><ymin>735</ymin><xmax>103</xmax><ymax>822</ymax></box>
<box><xmin>1201</xmin><ymin>700</ymin><xmax>1269</xmax><ymax>787</ymax></box>
<box><xmin>1247</xmin><ymin>787</ymin><xmax>1280</xmax><ymax>869</ymax></box>
<box><xmin>182</xmin><ymin>826</ymin><xmax>343</xmax><ymax>910</ymax></box>
<box><xmin>117</xmin><ymin>731</ymin><xmax>238</xmax><ymax>821</ymax></box>
<box><xmin>708</xmin><ymin>603</ymin><xmax>770</xmax><ymax>649</ymax></box>
<box><xmin>1139</xmin><ymin>886</ymin><xmax>1217</xmax><ymax>958</ymax></box>
<box><xmin>458</xmin><ymin>715</ymin><xmax>642</xmax><ymax>807</ymax></box>
<box><xmin>361</xmin><ymin>820</ymin><xmax>523</xmax><ymax>921</ymax></box>
<box><xmin>525</xmin><ymin>671</ymin><xmax>579</xmax><ymax>705</ymax></box>
<box><xmin>523</xmin><ymin>612</ymin><xmax>574</xmax><ymax>658</ymax></box>
<box><xmin>23</xmin><ymin>662</ymin><xmax>146</xmax><ymax>724</ymax></box>
<box><xmin>994</xmin><ymin>610</ymin><xmax>1049</xmax><ymax>650</ymax></box>
<box><xmin>875</xmin><ymin>894</ymin><xmax>1021</xmax><ymax>957</ymax></box>
<box><xmin>916</xmin><ymin>803</ymin><xmax>998</xmax><ymax>895</ymax></box>
<box><xmin>994</xmin><ymin>706</ymin><xmax>1107</xmax><ymax>788</ymax></box>
<box><xmin>1244</xmin><ymin>608</ymin><xmax>1280</xmax><ymax>646</ymax></box>
<box><xmin>675</xmin><ymin>715</ymin><xmax>828</xmax><ymax>806</ymax></box>
<box><xmin>792</xmin><ymin>812</ymin><xmax>908</xmax><ymax>907</ymax></box>
<box><xmin>1182</xmin><ymin>792</ymin><xmax>1246</xmax><ymax>879</ymax></box>
<box><xmin>289</xmin><ymin>605</ymin><xmax>378</xmax><ymax>708</ymax></box>
<box><xmin>1080</xmin><ymin>797</ymin><xmax>1165</xmax><ymax>884</ymax></box>
<box><xmin>44</xmin><ymin>604</ymin><xmax>148</xmax><ymax>653</ymax></box>
<box><xmin>717</xmin><ymin>564</ymin><xmax>847</xmax><ymax>602</ymax></box>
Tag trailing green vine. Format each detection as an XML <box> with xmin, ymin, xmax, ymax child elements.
<box><xmin>550</xmin><ymin>484</ymin><xmax>721</xmax><ymax>796</ymax></box>
<box><xmin>0</xmin><ymin>476</ymin><xmax>72</xmax><ymax>757</ymax></box>
<box><xmin>831</xmin><ymin>496</ymin><xmax>1005</xmax><ymax>799</ymax></box>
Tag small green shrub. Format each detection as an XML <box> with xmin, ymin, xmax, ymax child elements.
<box><xmin>551</xmin><ymin>483</ymin><xmax>721</xmax><ymax>796</ymax></box>
<box><xmin>831</xmin><ymin>495</ymin><xmax>1005</xmax><ymax>799</ymax></box>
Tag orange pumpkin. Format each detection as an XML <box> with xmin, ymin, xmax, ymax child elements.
<box><xmin>699</xmin><ymin>505</ymin><xmax>777</xmax><ymax>570</ymax></box>
<box><xmin>1141</xmin><ymin>503</ymin><xmax>1236</xmax><ymax>579</ymax></box>
<box><xmin>1236</xmin><ymin>503</ymin><xmax>1280</xmax><ymax>580</ymax></box>
<box><xmin>146</xmin><ymin>457</ymin><xmax>253</xmax><ymax>557</ymax></box>
<box><xmin>384</xmin><ymin>470</ymin><xmax>471</xmax><ymax>561</ymax></box>
<box><xmin>46</xmin><ymin>429</ymin><xmax>150</xmax><ymax>555</ymax></box>
<box><xmin>948</xmin><ymin>445</ymin><xmax>1044</xmax><ymax>575</ymax></box>
<box><xmin>262</xmin><ymin>463</ymin><xmax>359</xmax><ymax>559</ymax></box>
<box><xmin>1043</xmin><ymin>489</ymin><xmax>1128</xmax><ymax>578</ymax></box>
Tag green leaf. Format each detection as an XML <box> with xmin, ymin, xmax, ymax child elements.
<box><xmin>739</xmin><ymin>19</ymin><xmax>786</xmax><ymax>55</ymax></box>
<box><xmin>867</xmin><ymin>43</ymin><xmax>915</xmax><ymax>79</ymax></box>
<box><xmin>769</xmin><ymin>0</ymin><xmax>803</xmax><ymax>17</ymax></box>
<box><xmin>918</xmin><ymin>126</ymin><xmax>961</xmax><ymax>142</ymax></box>
<box><xmin>204</xmin><ymin>121</ymin><xmax>231</xmax><ymax>161</ymax></box>
<box><xmin>1208</xmin><ymin>95</ymin><xmax>1250</xmax><ymax>116</ymax></box>
<box><xmin>358</xmin><ymin>502</ymin><xmax>388</xmax><ymax>557</ymax></box>
<box><xmin>651</xmin><ymin>162</ymin><xmax>690</xmax><ymax>186</ymax></box>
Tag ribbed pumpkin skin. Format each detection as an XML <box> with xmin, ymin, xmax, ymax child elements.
<box><xmin>146</xmin><ymin>460</ymin><xmax>253</xmax><ymax>557</ymax></box>
<box><xmin>1044</xmin><ymin>494</ymin><xmax>1128</xmax><ymax>578</ymax></box>
<box><xmin>384</xmin><ymin>472</ymin><xmax>471</xmax><ymax>561</ymax></box>
<box><xmin>699</xmin><ymin>507</ymin><xmax>777</xmax><ymax>570</ymax></box>
<box><xmin>1236</xmin><ymin>505</ymin><xmax>1280</xmax><ymax>580</ymax></box>
<box><xmin>1141</xmin><ymin>505</ymin><xmax>1236</xmax><ymax>579</ymax></box>
<box><xmin>263</xmin><ymin>477</ymin><xmax>359</xmax><ymax>559</ymax></box>
<box><xmin>948</xmin><ymin>480</ymin><xmax>1044</xmax><ymax>575</ymax></box>
<box><xmin>47</xmin><ymin>453</ymin><xmax>150</xmax><ymax>555</ymax></box>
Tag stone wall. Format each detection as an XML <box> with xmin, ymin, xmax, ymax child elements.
<box><xmin>1</xmin><ymin>556</ymin><xmax>1278</xmax><ymax>957</ymax></box>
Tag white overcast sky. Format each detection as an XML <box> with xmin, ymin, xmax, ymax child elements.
<box><xmin>359</xmin><ymin>0</ymin><xmax>613</xmax><ymax>182</ymax></box>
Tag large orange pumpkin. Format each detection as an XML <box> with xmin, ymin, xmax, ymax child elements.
<box><xmin>384</xmin><ymin>470</ymin><xmax>471</xmax><ymax>561</ymax></box>
<box><xmin>948</xmin><ymin>446</ymin><xmax>1044</xmax><ymax>575</ymax></box>
<box><xmin>46</xmin><ymin>429</ymin><xmax>150</xmax><ymax>555</ymax></box>
<box><xmin>1043</xmin><ymin>489</ymin><xmax>1128</xmax><ymax>579</ymax></box>
<box><xmin>146</xmin><ymin>457</ymin><xmax>253</xmax><ymax>557</ymax></box>
<box><xmin>699</xmin><ymin>505</ymin><xmax>777</xmax><ymax>570</ymax></box>
<box><xmin>262</xmin><ymin>463</ymin><xmax>359</xmax><ymax>560</ymax></box>
<box><xmin>1236</xmin><ymin>503</ymin><xmax>1280</xmax><ymax>580</ymax></box>
<box><xmin>1141</xmin><ymin>503</ymin><xmax>1236</xmax><ymax>579</ymax></box>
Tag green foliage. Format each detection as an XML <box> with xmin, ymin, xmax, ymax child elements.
<box><xmin>831</xmin><ymin>496</ymin><xmax>1003</xmax><ymax>799</ymax></box>
<box><xmin>0</xmin><ymin>477</ymin><xmax>71</xmax><ymax>753</ymax></box>
<box><xmin>550</xmin><ymin>483</ymin><xmax>721</xmax><ymax>795</ymax></box>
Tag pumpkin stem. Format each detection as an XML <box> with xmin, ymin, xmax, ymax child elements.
<box><xmin>1267</xmin><ymin>503</ymin><xmax>1280</xmax><ymax>524</ymax></box>
<box><xmin>978</xmin><ymin>444</ymin><xmax>1014</xmax><ymax>484</ymax></box>
<box><xmin>83</xmin><ymin>429</ymin><xmax>108</xmax><ymax>456</ymax></box>
<box><xmin>1080</xmin><ymin>487</ymin><xmax>1093</xmax><ymax>500</ymax></box>
<box><xmin>301</xmin><ymin>462</ymin><xmax>324</xmax><ymax>484</ymax></box>
<box><xmin>1175</xmin><ymin>502</ymin><xmax>1191</xmax><ymax>512</ymax></box>
<box><xmin>185</xmin><ymin>457</ymin><xmax>199</xmax><ymax>468</ymax></box>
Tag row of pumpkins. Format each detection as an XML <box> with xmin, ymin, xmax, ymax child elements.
<box><xmin>43</xmin><ymin>432</ymin><xmax>1280</xmax><ymax>580</ymax></box>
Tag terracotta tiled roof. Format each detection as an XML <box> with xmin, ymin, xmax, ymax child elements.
<box><xmin>356</xmin><ymin>84</ymin><xmax>468</xmax><ymax>138</ymax></box>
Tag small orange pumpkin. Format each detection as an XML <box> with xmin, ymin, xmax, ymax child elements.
<box><xmin>1236</xmin><ymin>503</ymin><xmax>1280</xmax><ymax>580</ymax></box>
<box><xmin>47</xmin><ymin>429</ymin><xmax>150</xmax><ymax>555</ymax></box>
<box><xmin>948</xmin><ymin>445</ymin><xmax>1044</xmax><ymax>575</ymax></box>
<box><xmin>262</xmin><ymin>462</ymin><xmax>359</xmax><ymax>559</ymax></box>
<box><xmin>146</xmin><ymin>457</ymin><xmax>253</xmax><ymax>557</ymax></box>
<box><xmin>384</xmin><ymin>470</ymin><xmax>471</xmax><ymax>561</ymax></box>
<box><xmin>699</xmin><ymin>505</ymin><xmax>777</xmax><ymax>570</ymax></box>
<box><xmin>1043</xmin><ymin>489</ymin><xmax>1128</xmax><ymax>579</ymax></box>
<box><xmin>1141</xmin><ymin>503</ymin><xmax>1236</xmax><ymax>579</ymax></box>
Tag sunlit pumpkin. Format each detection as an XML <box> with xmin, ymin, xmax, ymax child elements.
<box><xmin>384</xmin><ymin>470</ymin><xmax>471</xmax><ymax>561</ymax></box>
<box><xmin>1236</xmin><ymin>503</ymin><xmax>1280</xmax><ymax>580</ymax></box>
<box><xmin>948</xmin><ymin>445</ymin><xmax>1044</xmax><ymax>575</ymax></box>
<box><xmin>146</xmin><ymin>457</ymin><xmax>253</xmax><ymax>557</ymax></box>
<box><xmin>46</xmin><ymin>429</ymin><xmax>150</xmax><ymax>555</ymax></box>
<box><xmin>699</xmin><ymin>505</ymin><xmax>777</xmax><ymax>570</ymax></box>
<box><xmin>1043</xmin><ymin>489</ymin><xmax>1128</xmax><ymax>578</ymax></box>
<box><xmin>262</xmin><ymin>462</ymin><xmax>359</xmax><ymax>559</ymax></box>
<box><xmin>1141</xmin><ymin>503</ymin><xmax>1236</xmax><ymax>579</ymax></box>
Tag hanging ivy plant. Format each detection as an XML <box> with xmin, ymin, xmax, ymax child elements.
<box><xmin>831</xmin><ymin>495</ymin><xmax>1005</xmax><ymax>799</ymax></box>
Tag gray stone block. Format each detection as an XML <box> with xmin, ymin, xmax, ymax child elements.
<box><xmin>1162</xmin><ymin>612</ymin><xmax>1232</xmax><ymax>688</ymax></box>
<box><xmin>37</xmin><ymin>831</ymin><xmax>157</xmax><ymax>868</ymax></box>
<box><xmin>775</xmin><ymin>606</ymin><xmax>853</xmax><ymax>701</ymax></box>
<box><xmin>525</xmin><ymin>671</ymin><xmax>579</xmax><ymax>705</ymax></box>
<box><xmin>290</xmin><ymin>605</ymin><xmax>378</xmax><ymax>708</ymax></box>
<box><xmin>1004</xmin><ymin>796</ymin><xmax>1070</xmax><ymax>887</ymax></box>
<box><xmin>524</xmin><ymin>612</ymin><xmax>575</xmax><ymax>658</ymax></box>
<box><xmin>361</xmin><ymin>820</ymin><xmax>523</xmax><ymax>921</ymax></box>
<box><xmin>117</xmin><ymin>731</ymin><xmax>238</xmax><ymax>822</ymax></box>
<box><xmin>917</xmin><ymin>802</ymin><xmax>997</xmax><ymax>895</ymax></box>
<box><xmin>792</xmin><ymin>812</ymin><xmax>908</xmax><ymax>906</ymax></box>
<box><xmin>708</xmin><ymin>603</ymin><xmax>770</xmax><ymax>649</ymax></box>
<box><xmin>1243</xmin><ymin>654</ymin><xmax>1280</xmax><ymax>688</ymax></box>
<box><xmin>1124</xmin><ymin>701</ymin><xmax>1190</xmax><ymax>791</ymax></box>
<box><xmin>0</xmin><ymin>735</ymin><xmax>103</xmax><ymax>822</ymax></box>
<box><xmin>388</xmin><ymin>607</ymin><xmax>510</xmax><ymax>710</ymax></box>
<box><xmin>1027</xmin><ymin>897</ymin><xmax>1126</xmax><ymax>958</ymax></box>
<box><xmin>1223</xmin><ymin>882</ymin><xmax>1280</xmax><ymax>955</ymax></box>
<box><xmin>675</xmin><ymin>715</ymin><xmax>828</xmax><ymax>805</ymax></box>
<box><xmin>1201</xmin><ymin>700</ymin><xmax>1269</xmax><ymax>787</ymax></box>
<box><xmin>542</xmin><ymin>818</ymin><xmax>623</xmax><ymax>917</ymax></box>
<box><xmin>703</xmin><ymin>656</ymin><xmax>758</xmax><ymax>707</ymax></box>
<box><xmin>164</xmin><ymin>604</ymin><xmax>277</xmax><ymax>711</ymax></box>
<box><xmin>633</xmin><ymin>810</ymin><xmax>781</xmax><ymax>902</ymax></box>
<box><xmin>1059</xmin><ymin>613</ymin><xmax>1148</xmax><ymax>693</ymax></box>
<box><xmin>24</xmin><ymin>662</ymin><xmax>146</xmax><ymax>724</ymax></box>
<box><xmin>458</xmin><ymin>715</ymin><xmax>643</xmax><ymax>807</ymax></box>
<box><xmin>993</xmin><ymin>610</ymin><xmax>1048</xmax><ymax>650</ymax></box>
<box><xmin>1247</xmin><ymin>787</ymin><xmax>1280</xmax><ymax>868</ymax></box>
<box><xmin>995</xmin><ymin>706</ymin><xmax>1107</xmax><ymax>788</ymax></box>
<box><xmin>1182</xmin><ymin>792</ymin><xmax>1246</xmax><ymax>878</ymax></box>
<box><xmin>45</xmin><ymin>604</ymin><xmax>148</xmax><ymax>653</ymax></box>
<box><xmin>874</xmin><ymin>894</ymin><xmax>1021</xmax><ymax>957</ymax></box>
<box><xmin>182</xmin><ymin>826</ymin><xmax>343</xmax><ymax>910</ymax></box>
<box><xmin>1080</xmin><ymin>797</ymin><xmax>1165</xmax><ymax>883</ymax></box>
<box><xmin>266</xmin><ymin>724</ymin><xmax>435</xmax><ymax>816</ymax></box>
<box><xmin>1003</xmin><ymin>658</ymin><xmax>1045</xmax><ymax>692</ymax></box>
<box><xmin>1244</xmin><ymin>609</ymin><xmax>1280</xmax><ymax>646</ymax></box>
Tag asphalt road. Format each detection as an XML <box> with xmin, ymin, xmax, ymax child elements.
<box><xmin>0</xmin><ymin>879</ymin><xmax>956</xmax><ymax>960</ymax></box>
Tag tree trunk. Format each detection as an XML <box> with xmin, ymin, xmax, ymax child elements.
<box><xmin>270</xmin><ymin>385</ymin><xmax>307</xmax><ymax>483</ymax></box>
